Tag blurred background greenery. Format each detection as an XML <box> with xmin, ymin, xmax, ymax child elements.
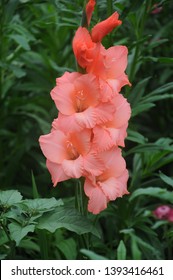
<box><xmin>1</xmin><ymin>0</ymin><xmax>173</xmax><ymax>259</ymax></box>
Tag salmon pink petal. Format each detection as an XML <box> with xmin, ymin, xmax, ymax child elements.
<box><xmin>62</xmin><ymin>156</ymin><xmax>83</xmax><ymax>178</ymax></box>
<box><xmin>51</xmin><ymin>82</ymin><xmax>76</xmax><ymax>115</ymax></box>
<box><xmin>98</xmin><ymin>177</ymin><xmax>122</xmax><ymax>200</ymax></box>
<box><xmin>75</xmin><ymin>107</ymin><xmax>98</xmax><ymax>128</ymax></box>
<box><xmin>99</xmin><ymin>79</ymin><xmax>114</xmax><ymax>102</ymax></box>
<box><xmin>46</xmin><ymin>160</ymin><xmax>70</xmax><ymax>186</ymax></box>
<box><xmin>52</xmin><ymin>113</ymin><xmax>83</xmax><ymax>133</ymax></box>
<box><xmin>69</xmin><ymin>129</ymin><xmax>91</xmax><ymax>155</ymax></box>
<box><xmin>95</xmin><ymin>102</ymin><xmax>115</xmax><ymax>124</ymax></box>
<box><xmin>84</xmin><ymin>153</ymin><xmax>104</xmax><ymax>176</ymax></box>
<box><xmin>117</xmin><ymin>169</ymin><xmax>129</xmax><ymax>196</ymax></box>
<box><xmin>72</xmin><ymin>27</ymin><xmax>96</xmax><ymax>68</ymax></box>
<box><xmin>101</xmin><ymin>147</ymin><xmax>126</xmax><ymax>175</ymax></box>
<box><xmin>74</xmin><ymin>74</ymin><xmax>100</xmax><ymax>110</ymax></box>
<box><xmin>108</xmin><ymin>73</ymin><xmax>131</xmax><ymax>93</ymax></box>
<box><xmin>93</xmin><ymin>126</ymin><xmax>120</xmax><ymax>151</ymax></box>
<box><xmin>91</xmin><ymin>12</ymin><xmax>122</xmax><ymax>42</ymax></box>
<box><xmin>99</xmin><ymin>176</ymin><xmax>128</xmax><ymax>200</ymax></box>
<box><xmin>84</xmin><ymin>178</ymin><xmax>107</xmax><ymax>214</ymax></box>
<box><xmin>118</xmin><ymin>124</ymin><xmax>128</xmax><ymax>147</ymax></box>
<box><xmin>112</xmin><ymin>95</ymin><xmax>131</xmax><ymax>128</ymax></box>
<box><xmin>39</xmin><ymin>130</ymin><xmax>68</xmax><ymax>163</ymax></box>
<box><xmin>86</xmin><ymin>0</ymin><xmax>96</xmax><ymax>26</ymax></box>
<box><xmin>105</xmin><ymin>46</ymin><xmax>128</xmax><ymax>79</ymax></box>
<box><xmin>56</xmin><ymin>72</ymin><xmax>81</xmax><ymax>85</ymax></box>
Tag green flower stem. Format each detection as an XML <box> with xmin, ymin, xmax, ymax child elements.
<box><xmin>37</xmin><ymin>229</ymin><xmax>49</xmax><ymax>259</ymax></box>
<box><xmin>75</xmin><ymin>177</ymin><xmax>89</xmax><ymax>250</ymax></box>
<box><xmin>1</xmin><ymin>222</ymin><xmax>15</xmax><ymax>259</ymax></box>
<box><xmin>81</xmin><ymin>0</ymin><xmax>88</xmax><ymax>28</ymax></box>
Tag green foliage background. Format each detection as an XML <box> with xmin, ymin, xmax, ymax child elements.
<box><xmin>0</xmin><ymin>0</ymin><xmax>173</xmax><ymax>260</ymax></box>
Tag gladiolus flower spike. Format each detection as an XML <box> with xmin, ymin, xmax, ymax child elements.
<box><xmin>39</xmin><ymin>1</ymin><xmax>131</xmax><ymax>215</ymax></box>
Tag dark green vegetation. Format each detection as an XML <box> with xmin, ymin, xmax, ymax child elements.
<box><xmin>0</xmin><ymin>0</ymin><xmax>173</xmax><ymax>260</ymax></box>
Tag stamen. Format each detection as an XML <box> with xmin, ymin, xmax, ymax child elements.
<box><xmin>75</xmin><ymin>90</ymin><xmax>86</xmax><ymax>112</ymax></box>
<box><xmin>66</xmin><ymin>140</ymin><xmax>79</xmax><ymax>159</ymax></box>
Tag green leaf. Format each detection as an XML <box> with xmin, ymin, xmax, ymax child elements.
<box><xmin>10</xmin><ymin>34</ymin><xmax>30</xmax><ymax>50</ymax></box>
<box><xmin>0</xmin><ymin>190</ymin><xmax>22</xmax><ymax>207</ymax></box>
<box><xmin>131</xmin><ymin>236</ymin><xmax>141</xmax><ymax>260</ymax></box>
<box><xmin>127</xmin><ymin>129</ymin><xmax>147</xmax><ymax>144</ymax></box>
<box><xmin>147</xmin><ymin>82</ymin><xmax>173</xmax><ymax>97</ymax></box>
<box><xmin>0</xmin><ymin>254</ymin><xmax>7</xmax><ymax>260</ymax></box>
<box><xmin>117</xmin><ymin>240</ymin><xmax>127</xmax><ymax>260</ymax></box>
<box><xmin>129</xmin><ymin>187</ymin><xmax>173</xmax><ymax>203</ymax></box>
<box><xmin>80</xmin><ymin>249</ymin><xmax>108</xmax><ymax>260</ymax></box>
<box><xmin>152</xmin><ymin>220</ymin><xmax>168</xmax><ymax>230</ymax></box>
<box><xmin>57</xmin><ymin>238</ymin><xmax>77</xmax><ymax>260</ymax></box>
<box><xmin>8</xmin><ymin>223</ymin><xmax>35</xmax><ymax>246</ymax></box>
<box><xmin>159</xmin><ymin>172</ymin><xmax>173</xmax><ymax>188</ymax></box>
<box><xmin>31</xmin><ymin>171</ymin><xmax>40</xmax><ymax>199</ymax></box>
<box><xmin>36</xmin><ymin>206</ymin><xmax>100</xmax><ymax>237</ymax></box>
<box><xmin>132</xmin><ymin>103</ymin><xmax>155</xmax><ymax>117</ymax></box>
<box><xmin>21</xmin><ymin>198</ymin><xmax>63</xmax><ymax>213</ymax></box>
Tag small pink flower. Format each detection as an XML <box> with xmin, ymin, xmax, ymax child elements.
<box><xmin>151</xmin><ymin>4</ymin><xmax>163</xmax><ymax>14</ymax></box>
<box><xmin>153</xmin><ymin>205</ymin><xmax>171</xmax><ymax>219</ymax></box>
<box><xmin>167</xmin><ymin>209</ymin><xmax>173</xmax><ymax>222</ymax></box>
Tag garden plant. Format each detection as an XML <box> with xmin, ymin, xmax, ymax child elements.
<box><xmin>0</xmin><ymin>0</ymin><xmax>173</xmax><ymax>260</ymax></box>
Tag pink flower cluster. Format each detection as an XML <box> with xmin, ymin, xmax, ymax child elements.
<box><xmin>153</xmin><ymin>205</ymin><xmax>173</xmax><ymax>222</ymax></box>
<box><xmin>39</xmin><ymin>0</ymin><xmax>131</xmax><ymax>214</ymax></box>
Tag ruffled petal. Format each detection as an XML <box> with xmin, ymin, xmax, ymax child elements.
<box><xmin>112</xmin><ymin>95</ymin><xmax>131</xmax><ymax>128</ymax></box>
<box><xmin>101</xmin><ymin>147</ymin><xmax>126</xmax><ymax>176</ymax></box>
<box><xmin>62</xmin><ymin>156</ymin><xmax>83</xmax><ymax>178</ymax></box>
<box><xmin>52</xmin><ymin>113</ymin><xmax>83</xmax><ymax>133</ymax></box>
<box><xmin>84</xmin><ymin>153</ymin><xmax>104</xmax><ymax>176</ymax></box>
<box><xmin>69</xmin><ymin>129</ymin><xmax>91</xmax><ymax>155</ymax></box>
<box><xmin>95</xmin><ymin>102</ymin><xmax>115</xmax><ymax>124</ymax></box>
<box><xmin>84</xmin><ymin>178</ymin><xmax>107</xmax><ymax>214</ymax></box>
<box><xmin>108</xmin><ymin>73</ymin><xmax>131</xmax><ymax>93</ymax></box>
<box><xmin>93</xmin><ymin>126</ymin><xmax>120</xmax><ymax>151</ymax></box>
<box><xmin>75</xmin><ymin>107</ymin><xmax>98</xmax><ymax>128</ymax></box>
<box><xmin>46</xmin><ymin>160</ymin><xmax>70</xmax><ymax>186</ymax></box>
<box><xmin>56</xmin><ymin>72</ymin><xmax>81</xmax><ymax>85</ymax></box>
<box><xmin>39</xmin><ymin>130</ymin><xmax>68</xmax><ymax>163</ymax></box>
<box><xmin>105</xmin><ymin>46</ymin><xmax>128</xmax><ymax>79</ymax></box>
<box><xmin>51</xmin><ymin>82</ymin><xmax>76</xmax><ymax>115</ymax></box>
<box><xmin>72</xmin><ymin>27</ymin><xmax>96</xmax><ymax>68</ymax></box>
<box><xmin>99</xmin><ymin>177</ymin><xmax>121</xmax><ymax>200</ymax></box>
<box><xmin>99</xmin><ymin>79</ymin><xmax>114</xmax><ymax>102</ymax></box>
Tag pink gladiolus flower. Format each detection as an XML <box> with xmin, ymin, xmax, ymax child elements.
<box><xmin>39</xmin><ymin>3</ymin><xmax>131</xmax><ymax>214</ymax></box>
<box><xmin>86</xmin><ymin>0</ymin><xmax>96</xmax><ymax>26</ymax></box>
<box><xmin>91</xmin><ymin>12</ymin><xmax>122</xmax><ymax>42</ymax></box>
<box><xmin>51</xmin><ymin>72</ymin><xmax>115</xmax><ymax>131</ymax></box>
<box><xmin>39</xmin><ymin>128</ymin><xmax>104</xmax><ymax>186</ymax></box>
<box><xmin>84</xmin><ymin>147</ymin><xmax>129</xmax><ymax>214</ymax></box>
